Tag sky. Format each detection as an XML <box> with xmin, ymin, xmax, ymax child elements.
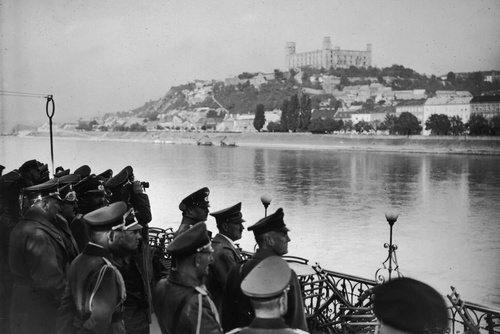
<box><xmin>1</xmin><ymin>0</ymin><xmax>500</xmax><ymax>130</ymax></box>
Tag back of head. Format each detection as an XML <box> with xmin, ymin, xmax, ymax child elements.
<box><xmin>373</xmin><ymin>277</ymin><xmax>448</xmax><ymax>334</ymax></box>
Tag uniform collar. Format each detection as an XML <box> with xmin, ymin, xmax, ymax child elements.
<box><xmin>249</xmin><ymin>317</ymin><xmax>288</xmax><ymax>329</ymax></box>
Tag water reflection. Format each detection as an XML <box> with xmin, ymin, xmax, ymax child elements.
<box><xmin>2</xmin><ymin>137</ymin><xmax>499</xmax><ymax>306</ymax></box>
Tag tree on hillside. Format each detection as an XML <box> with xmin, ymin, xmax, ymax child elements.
<box><xmin>354</xmin><ymin>120</ymin><xmax>373</xmax><ymax>134</ymax></box>
<box><xmin>287</xmin><ymin>94</ymin><xmax>300</xmax><ymax>132</ymax></box>
<box><xmin>381</xmin><ymin>114</ymin><xmax>398</xmax><ymax>134</ymax></box>
<box><xmin>490</xmin><ymin>115</ymin><xmax>500</xmax><ymax>136</ymax></box>
<box><xmin>425</xmin><ymin>114</ymin><xmax>451</xmax><ymax>136</ymax></box>
<box><xmin>342</xmin><ymin>120</ymin><xmax>354</xmax><ymax>133</ymax></box>
<box><xmin>280</xmin><ymin>99</ymin><xmax>290</xmax><ymax>132</ymax></box>
<box><xmin>308</xmin><ymin>118</ymin><xmax>326</xmax><ymax>134</ymax></box>
<box><xmin>299</xmin><ymin>94</ymin><xmax>312</xmax><ymax>131</ymax></box>
<box><xmin>467</xmin><ymin>114</ymin><xmax>489</xmax><ymax>136</ymax></box>
<box><xmin>253</xmin><ymin>104</ymin><xmax>266</xmax><ymax>132</ymax></box>
<box><xmin>267</xmin><ymin>121</ymin><xmax>281</xmax><ymax>132</ymax></box>
<box><xmin>397</xmin><ymin>112</ymin><xmax>422</xmax><ymax>136</ymax></box>
<box><xmin>449</xmin><ymin>116</ymin><xmax>466</xmax><ymax>135</ymax></box>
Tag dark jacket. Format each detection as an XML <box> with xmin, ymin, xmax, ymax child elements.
<box><xmin>206</xmin><ymin>233</ymin><xmax>243</xmax><ymax>311</ymax></box>
<box><xmin>56</xmin><ymin>243</ymin><xmax>126</xmax><ymax>334</ymax></box>
<box><xmin>221</xmin><ymin>248</ymin><xmax>308</xmax><ymax>333</ymax></box>
<box><xmin>124</xmin><ymin>192</ymin><xmax>153</xmax><ymax>332</ymax></box>
<box><xmin>71</xmin><ymin>214</ymin><xmax>91</xmax><ymax>252</ymax></box>
<box><xmin>55</xmin><ymin>213</ymin><xmax>80</xmax><ymax>263</ymax></box>
<box><xmin>227</xmin><ymin>317</ymin><xmax>310</xmax><ymax>334</ymax></box>
<box><xmin>154</xmin><ymin>269</ymin><xmax>223</xmax><ymax>334</ymax></box>
<box><xmin>8</xmin><ymin>205</ymin><xmax>68</xmax><ymax>334</ymax></box>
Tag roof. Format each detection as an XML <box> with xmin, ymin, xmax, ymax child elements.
<box><xmin>425</xmin><ymin>96</ymin><xmax>472</xmax><ymax>105</ymax></box>
<box><xmin>396</xmin><ymin>99</ymin><xmax>426</xmax><ymax>107</ymax></box>
<box><xmin>311</xmin><ymin>109</ymin><xmax>336</xmax><ymax>119</ymax></box>
<box><xmin>470</xmin><ymin>95</ymin><xmax>500</xmax><ymax>103</ymax></box>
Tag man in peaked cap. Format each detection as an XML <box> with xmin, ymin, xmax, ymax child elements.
<box><xmin>72</xmin><ymin>174</ymin><xmax>108</xmax><ymax>250</ymax></box>
<box><xmin>105</xmin><ymin>166</ymin><xmax>153</xmax><ymax>334</ymax></box>
<box><xmin>206</xmin><ymin>202</ymin><xmax>245</xmax><ymax>312</ymax></box>
<box><xmin>173</xmin><ymin>186</ymin><xmax>210</xmax><ymax>238</ymax></box>
<box><xmin>73</xmin><ymin>164</ymin><xmax>91</xmax><ymax>178</ymax></box>
<box><xmin>227</xmin><ymin>256</ymin><xmax>309</xmax><ymax>334</ymax></box>
<box><xmin>222</xmin><ymin>208</ymin><xmax>307</xmax><ymax>333</ymax></box>
<box><xmin>8</xmin><ymin>180</ymin><xmax>67</xmax><ymax>334</ymax></box>
<box><xmin>57</xmin><ymin>172</ymin><xmax>81</xmax><ymax>186</ymax></box>
<box><xmin>154</xmin><ymin>222</ymin><xmax>223</xmax><ymax>334</ymax></box>
<box><xmin>57</xmin><ymin>201</ymin><xmax>137</xmax><ymax>334</ymax></box>
<box><xmin>372</xmin><ymin>277</ymin><xmax>449</xmax><ymax>334</ymax></box>
<box><xmin>54</xmin><ymin>184</ymin><xmax>80</xmax><ymax>263</ymax></box>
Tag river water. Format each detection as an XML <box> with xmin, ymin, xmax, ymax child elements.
<box><xmin>1</xmin><ymin>135</ymin><xmax>499</xmax><ymax>307</ymax></box>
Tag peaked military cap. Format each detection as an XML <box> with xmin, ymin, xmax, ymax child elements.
<box><xmin>104</xmin><ymin>167</ymin><xmax>129</xmax><ymax>189</ymax></box>
<box><xmin>19</xmin><ymin>159</ymin><xmax>39</xmax><ymax>171</ymax></box>
<box><xmin>59</xmin><ymin>184</ymin><xmax>77</xmax><ymax>203</ymax></box>
<box><xmin>247</xmin><ymin>208</ymin><xmax>289</xmax><ymax>237</ymax></box>
<box><xmin>57</xmin><ymin>173</ymin><xmax>81</xmax><ymax>186</ymax></box>
<box><xmin>167</xmin><ymin>222</ymin><xmax>213</xmax><ymax>257</ymax></box>
<box><xmin>210</xmin><ymin>202</ymin><xmax>245</xmax><ymax>224</ymax></box>
<box><xmin>74</xmin><ymin>175</ymin><xmax>106</xmax><ymax>196</ymax></box>
<box><xmin>179</xmin><ymin>187</ymin><xmax>210</xmax><ymax>210</ymax></box>
<box><xmin>373</xmin><ymin>277</ymin><xmax>448</xmax><ymax>334</ymax></box>
<box><xmin>0</xmin><ymin>171</ymin><xmax>23</xmax><ymax>201</ymax></box>
<box><xmin>74</xmin><ymin>165</ymin><xmax>91</xmax><ymax>178</ymax></box>
<box><xmin>22</xmin><ymin>178</ymin><xmax>62</xmax><ymax>201</ymax></box>
<box><xmin>97</xmin><ymin>169</ymin><xmax>113</xmax><ymax>180</ymax></box>
<box><xmin>241</xmin><ymin>256</ymin><xmax>292</xmax><ymax>299</ymax></box>
<box><xmin>83</xmin><ymin>201</ymin><xmax>142</xmax><ymax>231</ymax></box>
<box><xmin>54</xmin><ymin>168</ymin><xmax>70</xmax><ymax>178</ymax></box>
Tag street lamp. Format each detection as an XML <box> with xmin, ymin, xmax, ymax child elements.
<box><xmin>375</xmin><ymin>211</ymin><xmax>402</xmax><ymax>283</ymax></box>
<box><xmin>260</xmin><ymin>194</ymin><xmax>272</xmax><ymax>217</ymax></box>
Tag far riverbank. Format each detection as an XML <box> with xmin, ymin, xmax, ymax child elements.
<box><xmin>17</xmin><ymin>130</ymin><xmax>500</xmax><ymax>155</ymax></box>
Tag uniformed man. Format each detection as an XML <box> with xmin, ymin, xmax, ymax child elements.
<box><xmin>227</xmin><ymin>256</ymin><xmax>309</xmax><ymax>334</ymax></box>
<box><xmin>206</xmin><ymin>202</ymin><xmax>245</xmax><ymax>312</ymax></box>
<box><xmin>8</xmin><ymin>180</ymin><xmax>66</xmax><ymax>334</ymax></box>
<box><xmin>56</xmin><ymin>201</ymin><xmax>134</xmax><ymax>334</ymax></box>
<box><xmin>71</xmin><ymin>174</ymin><xmax>108</xmax><ymax>250</ymax></box>
<box><xmin>372</xmin><ymin>277</ymin><xmax>449</xmax><ymax>334</ymax></box>
<box><xmin>105</xmin><ymin>166</ymin><xmax>153</xmax><ymax>334</ymax></box>
<box><xmin>73</xmin><ymin>164</ymin><xmax>92</xmax><ymax>178</ymax></box>
<box><xmin>222</xmin><ymin>208</ymin><xmax>308</xmax><ymax>333</ymax></box>
<box><xmin>55</xmin><ymin>183</ymin><xmax>80</xmax><ymax>263</ymax></box>
<box><xmin>154</xmin><ymin>222</ymin><xmax>223</xmax><ymax>334</ymax></box>
<box><xmin>173</xmin><ymin>187</ymin><xmax>210</xmax><ymax>238</ymax></box>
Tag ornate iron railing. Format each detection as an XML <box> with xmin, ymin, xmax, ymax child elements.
<box><xmin>148</xmin><ymin>227</ymin><xmax>500</xmax><ymax>334</ymax></box>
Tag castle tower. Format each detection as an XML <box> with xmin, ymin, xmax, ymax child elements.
<box><xmin>285</xmin><ymin>42</ymin><xmax>296</xmax><ymax>69</ymax></box>
<box><xmin>323</xmin><ymin>37</ymin><xmax>332</xmax><ymax>50</ymax></box>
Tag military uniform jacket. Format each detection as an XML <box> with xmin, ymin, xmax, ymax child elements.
<box><xmin>222</xmin><ymin>248</ymin><xmax>308</xmax><ymax>333</ymax></box>
<box><xmin>8</xmin><ymin>205</ymin><xmax>68</xmax><ymax>334</ymax></box>
<box><xmin>206</xmin><ymin>233</ymin><xmax>242</xmax><ymax>311</ymax></box>
<box><xmin>55</xmin><ymin>213</ymin><xmax>80</xmax><ymax>263</ymax></box>
<box><xmin>57</xmin><ymin>242</ymin><xmax>126</xmax><ymax>334</ymax></box>
<box><xmin>227</xmin><ymin>317</ymin><xmax>310</xmax><ymax>334</ymax></box>
<box><xmin>154</xmin><ymin>269</ymin><xmax>223</xmax><ymax>334</ymax></box>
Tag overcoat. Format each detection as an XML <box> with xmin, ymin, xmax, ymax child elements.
<box><xmin>206</xmin><ymin>233</ymin><xmax>242</xmax><ymax>311</ymax></box>
<box><xmin>8</xmin><ymin>205</ymin><xmax>68</xmax><ymax>334</ymax></box>
<box><xmin>221</xmin><ymin>248</ymin><xmax>308</xmax><ymax>333</ymax></box>
<box><xmin>226</xmin><ymin>317</ymin><xmax>310</xmax><ymax>334</ymax></box>
<box><xmin>56</xmin><ymin>242</ymin><xmax>126</xmax><ymax>334</ymax></box>
<box><xmin>154</xmin><ymin>269</ymin><xmax>223</xmax><ymax>334</ymax></box>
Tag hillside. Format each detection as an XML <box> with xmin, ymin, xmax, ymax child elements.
<box><xmin>107</xmin><ymin>65</ymin><xmax>499</xmax><ymax>122</ymax></box>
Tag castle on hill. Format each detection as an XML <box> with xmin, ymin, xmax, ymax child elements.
<box><xmin>285</xmin><ymin>37</ymin><xmax>372</xmax><ymax>70</ymax></box>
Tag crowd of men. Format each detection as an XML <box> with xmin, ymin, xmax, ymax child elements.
<box><xmin>0</xmin><ymin>159</ymin><xmax>449</xmax><ymax>334</ymax></box>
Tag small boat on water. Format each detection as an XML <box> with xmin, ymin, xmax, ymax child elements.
<box><xmin>196</xmin><ymin>135</ymin><xmax>213</xmax><ymax>146</ymax></box>
<box><xmin>220</xmin><ymin>136</ymin><xmax>237</xmax><ymax>147</ymax></box>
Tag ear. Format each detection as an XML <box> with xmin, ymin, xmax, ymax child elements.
<box><xmin>194</xmin><ymin>254</ymin><xmax>201</xmax><ymax>267</ymax></box>
<box><xmin>109</xmin><ymin>231</ymin><xmax>115</xmax><ymax>242</ymax></box>
<box><xmin>279</xmin><ymin>293</ymin><xmax>288</xmax><ymax>315</ymax></box>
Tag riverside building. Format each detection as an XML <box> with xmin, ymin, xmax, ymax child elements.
<box><xmin>285</xmin><ymin>37</ymin><xmax>372</xmax><ymax>70</ymax></box>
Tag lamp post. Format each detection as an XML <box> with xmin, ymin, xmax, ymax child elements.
<box><xmin>260</xmin><ymin>194</ymin><xmax>272</xmax><ymax>217</ymax></box>
<box><xmin>375</xmin><ymin>211</ymin><xmax>402</xmax><ymax>283</ymax></box>
<box><xmin>385</xmin><ymin>211</ymin><xmax>398</xmax><ymax>281</ymax></box>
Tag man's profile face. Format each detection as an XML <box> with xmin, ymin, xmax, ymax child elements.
<box><xmin>270</xmin><ymin>231</ymin><xmax>290</xmax><ymax>256</ymax></box>
<box><xmin>60</xmin><ymin>201</ymin><xmax>78</xmax><ymax>221</ymax></box>
<box><xmin>189</xmin><ymin>205</ymin><xmax>209</xmax><ymax>221</ymax></box>
<box><xmin>117</xmin><ymin>229</ymin><xmax>142</xmax><ymax>251</ymax></box>
<box><xmin>45</xmin><ymin>198</ymin><xmax>61</xmax><ymax>221</ymax></box>
<box><xmin>225</xmin><ymin>222</ymin><xmax>244</xmax><ymax>241</ymax></box>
